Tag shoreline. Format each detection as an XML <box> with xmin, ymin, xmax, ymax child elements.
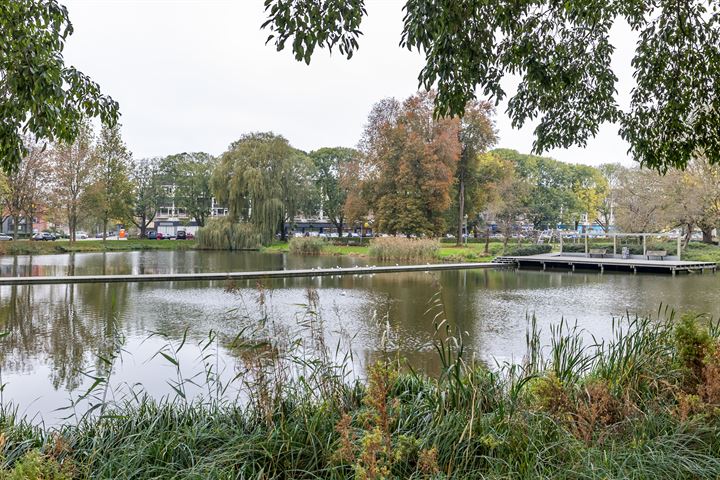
<box><xmin>0</xmin><ymin>239</ymin><xmax>199</xmax><ymax>256</ymax></box>
<box><xmin>1</xmin><ymin>239</ymin><xmax>718</xmax><ymax>265</ymax></box>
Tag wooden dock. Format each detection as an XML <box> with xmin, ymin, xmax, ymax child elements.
<box><xmin>496</xmin><ymin>253</ymin><xmax>717</xmax><ymax>275</ymax></box>
<box><xmin>0</xmin><ymin>262</ymin><xmax>506</xmax><ymax>286</ymax></box>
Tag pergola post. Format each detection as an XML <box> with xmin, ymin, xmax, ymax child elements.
<box><xmin>613</xmin><ymin>234</ymin><xmax>617</xmax><ymax>255</ymax></box>
<box><xmin>559</xmin><ymin>233</ymin><xmax>563</xmax><ymax>253</ymax></box>
<box><xmin>677</xmin><ymin>233</ymin><xmax>681</xmax><ymax>260</ymax></box>
<box><xmin>643</xmin><ymin>235</ymin><xmax>647</xmax><ymax>256</ymax></box>
<box><xmin>584</xmin><ymin>231</ymin><xmax>588</xmax><ymax>255</ymax></box>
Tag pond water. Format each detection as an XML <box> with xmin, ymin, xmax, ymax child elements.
<box><xmin>0</xmin><ymin>250</ymin><xmax>719</xmax><ymax>423</ymax></box>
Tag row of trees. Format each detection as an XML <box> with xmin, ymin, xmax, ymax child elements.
<box><xmin>199</xmin><ymin>92</ymin><xmax>499</xmax><ymax>247</ymax></box>
<box><xmin>9</xmin><ymin>92</ymin><xmax>715</xmax><ymax>247</ymax></box>
<box><xmin>326</xmin><ymin>92</ymin><xmax>612</xmax><ymax>243</ymax></box>
<box><xmin>1</xmin><ymin>125</ymin><xmax>133</xmax><ymax>241</ymax></box>
<box><xmin>611</xmin><ymin>159</ymin><xmax>720</xmax><ymax>243</ymax></box>
<box><xmin>201</xmin><ymin>92</ymin><xmax>615</xmax><ymax>247</ymax></box>
<box><xmin>1</xmin><ymin>124</ymin><xmax>216</xmax><ymax>241</ymax></box>
<box><xmin>157</xmin><ymin>89</ymin><xmax>720</xmax><ymax>249</ymax></box>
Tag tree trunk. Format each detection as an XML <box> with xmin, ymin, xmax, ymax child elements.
<box><xmin>279</xmin><ymin>218</ymin><xmax>287</xmax><ymax>242</ymax></box>
<box><xmin>102</xmin><ymin>218</ymin><xmax>108</xmax><ymax>242</ymax></box>
<box><xmin>13</xmin><ymin>215</ymin><xmax>19</xmax><ymax>239</ymax></box>
<box><xmin>336</xmin><ymin>218</ymin><xmax>344</xmax><ymax>238</ymax></box>
<box><xmin>484</xmin><ymin>227</ymin><xmax>490</xmax><ymax>254</ymax></box>
<box><xmin>701</xmin><ymin>226</ymin><xmax>714</xmax><ymax>244</ymax></box>
<box><xmin>683</xmin><ymin>223</ymin><xmax>692</xmax><ymax>248</ymax></box>
<box><xmin>69</xmin><ymin>205</ymin><xmax>76</xmax><ymax>243</ymax></box>
<box><xmin>139</xmin><ymin>214</ymin><xmax>147</xmax><ymax>239</ymax></box>
<box><xmin>457</xmin><ymin>175</ymin><xmax>465</xmax><ymax>247</ymax></box>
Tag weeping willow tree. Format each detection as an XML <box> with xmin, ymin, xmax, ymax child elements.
<box><xmin>199</xmin><ymin>132</ymin><xmax>313</xmax><ymax>249</ymax></box>
<box><xmin>196</xmin><ymin>219</ymin><xmax>261</xmax><ymax>250</ymax></box>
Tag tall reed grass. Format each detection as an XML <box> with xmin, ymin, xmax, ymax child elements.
<box><xmin>289</xmin><ymin>236</ymin><xmax>327</xmax><ymax>255</ymax></box>
<box><xmin>0</xmin><ymin>295</ymin><xmax>719</xmax><ymax>479</ymax></box>
<box><xmin>369</xmin><ymin>237</ymin><xmax>439</xmax><ymax>261</ymax></box>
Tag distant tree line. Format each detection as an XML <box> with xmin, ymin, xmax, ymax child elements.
<box><xmin>5</xmin><ymin>91</ymin><xmax>719</xmax><ymax>246</ymax></box>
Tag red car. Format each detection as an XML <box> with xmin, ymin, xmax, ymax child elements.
<box><xmin>156</xmin><ymin>232</ymin><xmax>164</xmax><ymax>240</ymax></box>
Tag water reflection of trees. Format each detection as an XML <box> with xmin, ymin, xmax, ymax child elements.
<box><xmin>0</xmin><ymin>280</ymin><xmax>130</xmax><ymax>391</ymax></box>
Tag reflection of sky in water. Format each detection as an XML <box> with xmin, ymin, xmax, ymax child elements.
<box><xmin>0</xmin><ymin>251</ymin><xmax>719</xmax><ymax>424</ymax></box>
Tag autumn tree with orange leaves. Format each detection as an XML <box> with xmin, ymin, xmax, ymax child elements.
<box><xmin>357</xmin><ymin>92</ymin><xmax>461</xmax><ymax>236</ymax></box>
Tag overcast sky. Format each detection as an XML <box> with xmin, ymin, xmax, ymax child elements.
<box><xmin>63</xmin><ymin>0</ymin><xmax>638</xmax><ymax>166</ymax></box>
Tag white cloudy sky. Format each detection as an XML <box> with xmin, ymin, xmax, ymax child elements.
<box><xmin>63</xmin><ymin>0</ymin><xmax>638</xmax><ymax>166</ymax></box>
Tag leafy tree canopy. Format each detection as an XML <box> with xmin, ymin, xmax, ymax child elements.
<box><xmin>262</xmin><ymin>0</ymin><xmax>720</xmax><ymax>171</ymax></box>
<box><xmin>211</xmin><ymin>132</ymin><xmax>312</xmax><ymax>243</ymax></box>
<box><xmin>1</xmin><ymin>0</ymin><xmax>119</xmax><ymax>173</ymax></box>
<box><xmin>309</xmin><ymin>147</ymin><xmax>359</xmax><ymax>236</ymax></box>
<box><xmin>161</xmin><ymin>152</ymin><xmax>216</xmax><ymax>227</ymax></box>
<box><xmin>85</xmin><ymin>124</ymin><xmax>134</xmax><ymax>237</ymax></box>
<box><xmin>493</xmin><ymin>148</ymin><xmax>608</xmax><ymax>229</ymax></box>
<box><xmin>361</xmin><ymin>91</ymin><xmax>461</xmax><ymax>236</ymax></box>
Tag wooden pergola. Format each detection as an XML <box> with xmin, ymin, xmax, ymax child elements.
<box><xmin>558</xmin><ymin>231</ymin><xmax>682</xmax><ymax>259</ymax></box>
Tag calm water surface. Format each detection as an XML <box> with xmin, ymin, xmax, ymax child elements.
<box><xmin>1</xmin><ymin>250</ymin><xmax>718</xmax><ymax>423</ymax></box>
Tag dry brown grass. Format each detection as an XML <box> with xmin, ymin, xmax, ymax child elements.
<box><xmin>368</xmin><ymin>237</ymin><xmax>439</xmax><ymax>261</ymax></box>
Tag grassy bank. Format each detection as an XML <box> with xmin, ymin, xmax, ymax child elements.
<box><xmin>0</xmin><ymin>239</ymin><xmax>198</xmax><ymax>256</ymax></box>
<box><xmin>269</xmin><ymin>238</ymin><xmax>720</xmax><ymax>265</ymax></box>
<box><xmin>1</xmin><ymin>307</ymin><xmax>720</xmax><ymax>478</ymax></box>
<box><xmin>264</xmin><ymin>239</ymin><xmax>542</xmax><ymax>263</ymax></box>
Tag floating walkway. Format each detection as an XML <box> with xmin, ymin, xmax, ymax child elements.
<box><xmin>0</xmin><ymin>262</ymin><xmax>505</xmax><ymax>286</ymax></box>
<box><xmin>496</xmin><ymin>253</ymin><xmax>717</xmax><ymax>275</ymax></box>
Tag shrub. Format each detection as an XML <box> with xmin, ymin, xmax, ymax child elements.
<box><xmin>331</xmin><ymin>236</ymin><xmax>367</xmax><ymax>246</ymax></box>
<box><xmin>368</xmin><ymin>237</ymin><xmax>439</xmax><ymax>261</ymax></box>
<box><xmin>439</xmin><ymin>237</ymin><xmax>490</xmax><ymax>244</ymax></box>
<box><xmin>562</xmin><ymin>243</ymin><xmax>591</xmax><ymax>253</ymax></box>
<box><xmin>674</xmin><ymin>313</ymin><xmax>712</xmax><ymax>389</ymax></box>
<box><xmin>289</xmin><ymin>236</ymin><xmax>326</xmax><ymax>255</ymax></box>
<box><xmin>504</xmin><ymin>244</ymin><xmax>551</xmax><ymax>256</ymax></box>
<box><xmin>561</xmin><ymin>242</ymin><xmax>675</xmax><ymax>255</ymax></box>
<box><xmin>1</xmin><ymin>450</ymin><xmax>72</xmax><ymax>480</ymax></box>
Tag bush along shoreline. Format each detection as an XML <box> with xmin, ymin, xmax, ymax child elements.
<box><xmin>0</xmin><ymin>297</ymin><xmax>720</xmax><ymax>478</ymax></box>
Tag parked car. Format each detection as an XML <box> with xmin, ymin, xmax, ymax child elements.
<box><xmin>186</xmin><ymin>232</ymin><xmax>195</xmax><ymax>240</ymax></box>
<box><xmin>74</xmin><ymin>232</ymin><xmax>88</xmax><ymax>240</ymax></box>
<box><xmin>146</xmin><ymin>231</ymin><xmax>157</xmax><ymax>240</ymax></box>
<box><xmin>0</xmin><ymin>234</ymin><xmax>13</xmax><ymax>241</ymax></box>
<box><xmin>32</xmin><ymin>232</ymin><xmax>56</xmax><ymax>241</ymax></box>
<box><xmin>176</xmin><ymin>230</ymin><xmax>187</xmax><ymax>240</ymax></box>
<box><xmin>156</xmin><ymin>232</ymin><xmax>165</xmax><ymax>240</ymax></box>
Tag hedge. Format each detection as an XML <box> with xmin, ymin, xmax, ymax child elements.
<box><xmin>504</xmin><ymin>244</ymin><xmax>552</xmax><ymax>256</ymax></box>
